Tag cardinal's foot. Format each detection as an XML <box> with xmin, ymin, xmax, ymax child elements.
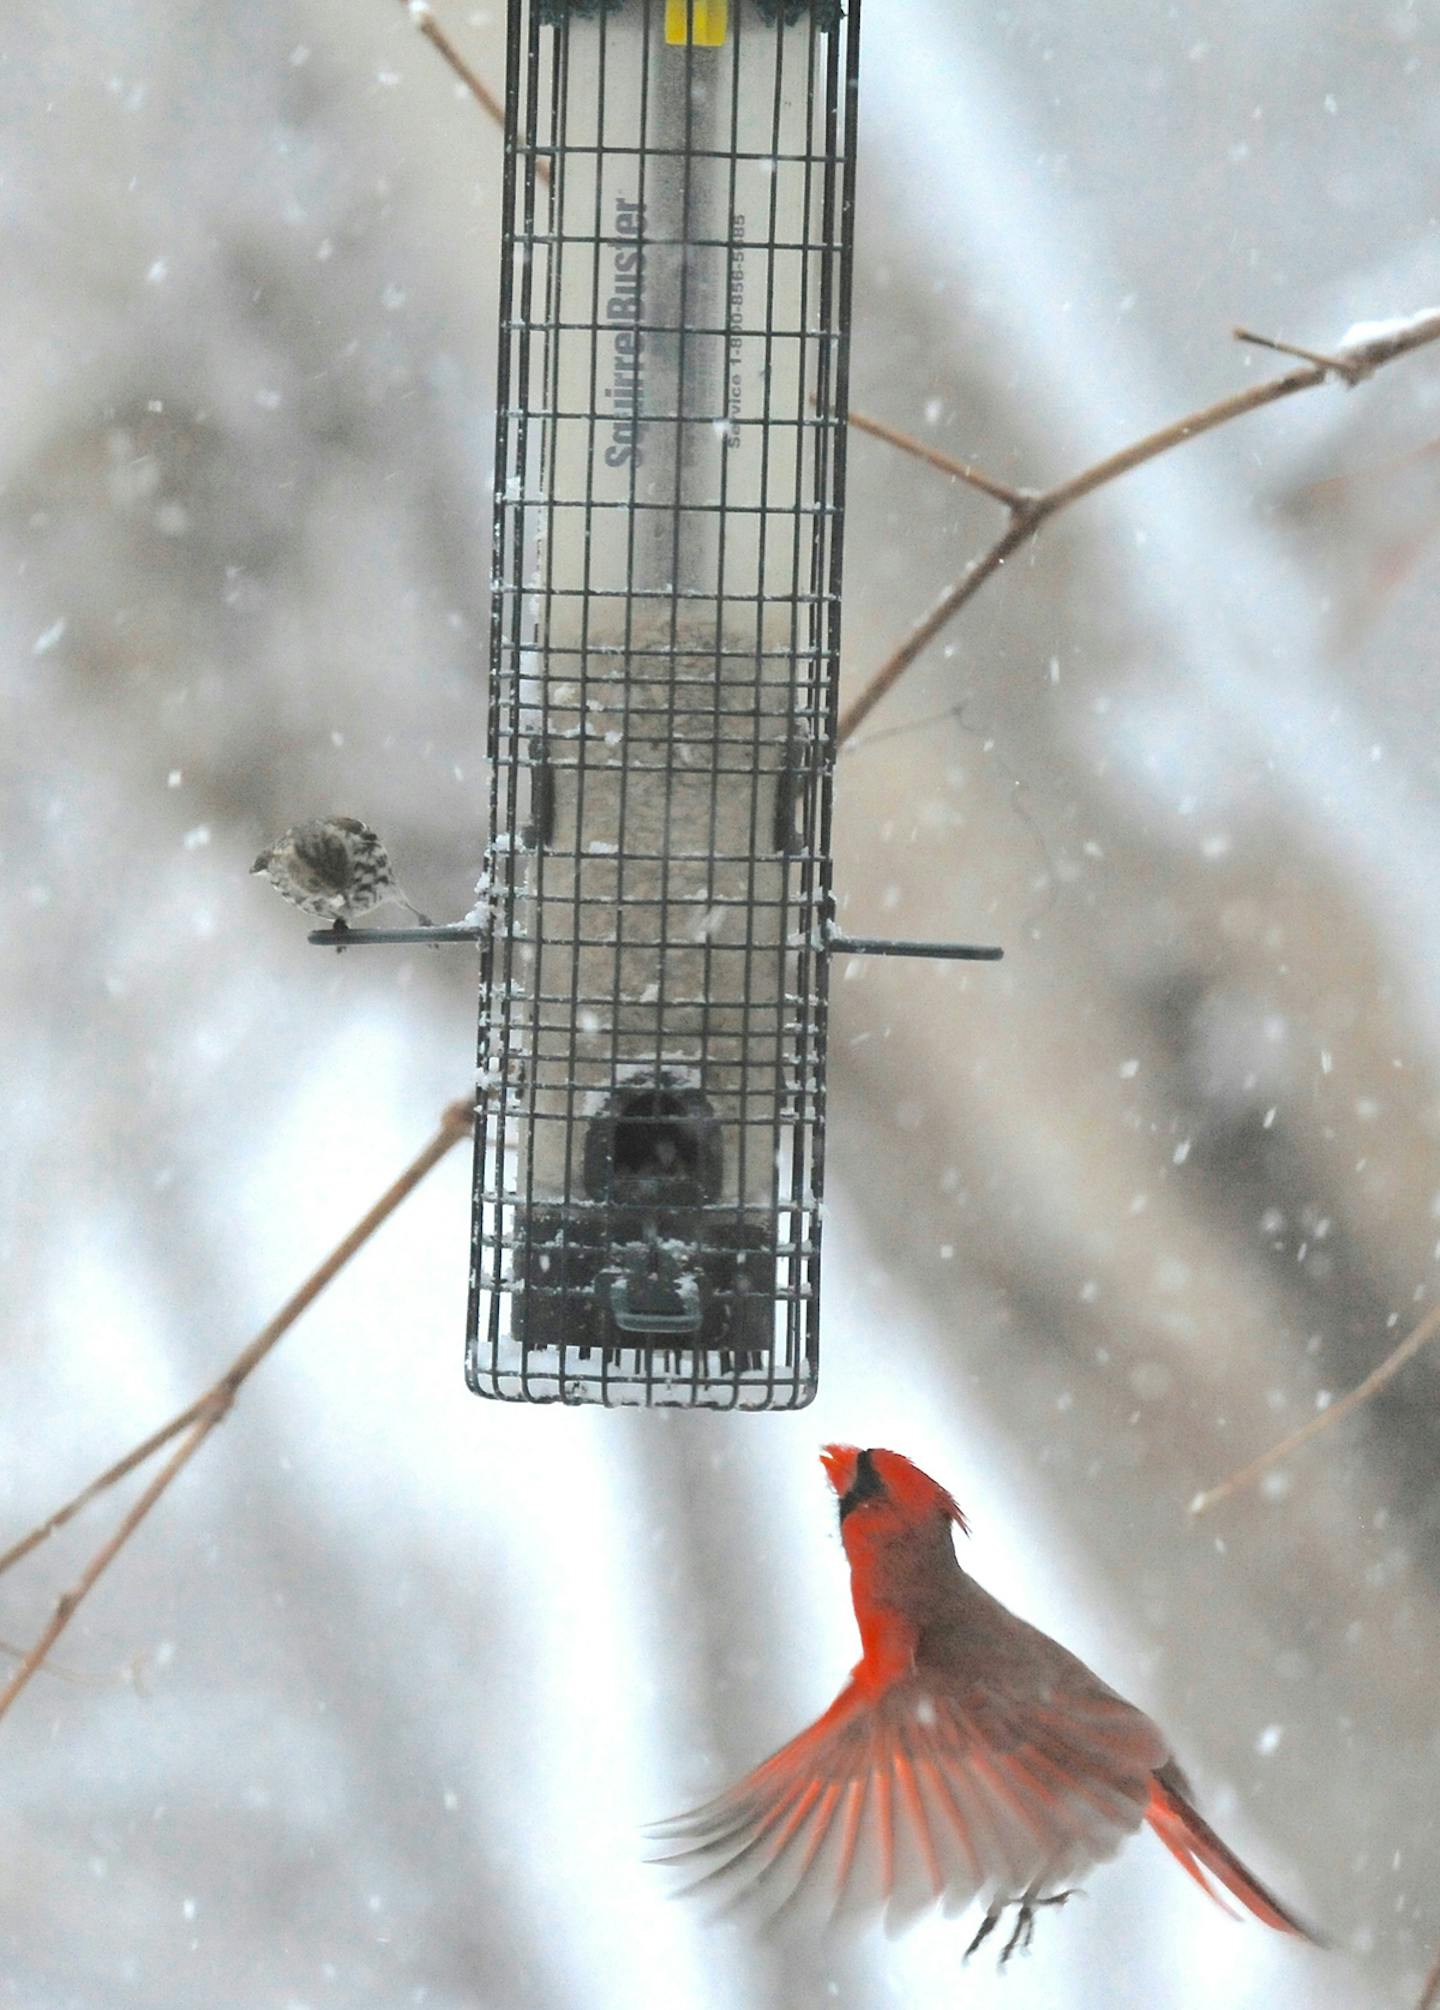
<box><xmin>965</xmin><ymin>1889</ymin><xmax>1081</xmax><ymax>1969</ymax></box>
<box><xmin>1002</xmin><ymin>1889</ymin><xmax>1080</xmax><ymax>1967</ymax></box>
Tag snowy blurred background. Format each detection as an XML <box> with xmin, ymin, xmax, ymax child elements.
<box><xmin>4</xmin><ymin>1</ymin><xmax>1439</xmax><ymax>2004</ymax></box>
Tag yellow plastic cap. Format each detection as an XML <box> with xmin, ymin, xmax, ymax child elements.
<box><xmin>665</xmin><ymin>0</ymin><xmax>728</xmax><ymax>45</ymax></box>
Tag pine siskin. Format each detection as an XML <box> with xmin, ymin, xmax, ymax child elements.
<box><xmin>250</xmin><ymin>816</ymin><xmax>431</xmax><ymax>926</ymax></box>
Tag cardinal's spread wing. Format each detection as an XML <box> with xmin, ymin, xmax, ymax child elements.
<box><xmin>652</xmin><ymin>1674</ymin><xmax>1167</xmax><ymax>1936</ymax></box>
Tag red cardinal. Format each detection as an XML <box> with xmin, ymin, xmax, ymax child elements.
<box><xmin>656</xmin><ymin>1446</ymin><xmax>1322</xmax><ymax>1960</ymax></box>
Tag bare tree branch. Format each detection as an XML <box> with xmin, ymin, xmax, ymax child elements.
<box><xmin>398</xmin><ymin>0</ymin><xmax>503</xmax><ymax>129</ymax></box>
<box><xmin>0</xmin><ymin>1099</ymin><xmax>473</xmax><ymax>1724</ymax></box>
<box><xmin>1232</xmin><ymin>325</ymin><xmax>1364</xmax><ymax>382</ymax></box>
<box><xmin>840</xmin><ymin>407</ymin><xmax>1029</xmax><ymax>509</ymax></box>
<box><xmin>391</xmin><ymin>19</ymin><xmax>1440</xmax><ymax>762</ymax></box>
<box><xmin>397</xmin><ymin>0</ymin><xmax>551</xmax><ymax>183</ymax></box>
<box><xmin>0</xmin><ymin>1424</ymin><xmax>221</xmax><ymax>1728</ymax></box>
<box><xmin>1189</xmin><ymin>1298</ymin><xmax>1440</xmax><ymax>1518</ymax></box>
<box><xmin>0</xmin><ymin>1395</ymin><xmax>216</xmax><ymax>1581</ymax></box>
<box><xmin>837</xmin><ymin>309</ymin><xmax>1440</xmax><ymax>747</ymax></box>
<box><xmin>0</xmin><ymin>1638</ymin><xmax>113</xmax><ymax>1687</ymax></box>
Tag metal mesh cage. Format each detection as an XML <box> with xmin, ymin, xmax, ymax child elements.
<box><xmin>467</xmin><ymin>0</ymin><xmax>861</xmax><ymax>1406</ymax></box>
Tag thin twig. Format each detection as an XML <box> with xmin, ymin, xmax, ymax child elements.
<box><xmin>1233</xmin><ymin>326</ymin><xmax>1361</xmax><ymax>382</ymax></box>
<box><xmin>1188</xmin><ymin>1299</ymin><xmax>1440</xmax><ymax>1517</ymax></box>
<box><xmin>0</xmin><ymin>1100</ymin><xmax>473</xmax><ymax>1721</ymax></box>
<box><xmin>1</xmin><ymin>1099</ymin><xmax>472</xmax><ymax>1584</ymax></box>
<box><xmin>1416</xmin><ymin>1944</ymin><xmax>1440</xmax><ymax>2010</ymax></box>
<box><xmin>837</xmin><ymin>518</ymin><xmax>1032</xmax><ymax>745</ymax></box>
<box><xmin>837</xmin><ymin>309</ymin><xmax>1440</xmax><ymax>746</ymax></box>
<box><xmin>399</xmin><ymin>0</ymin><xmax>503</xmax><ymax>128</ymax></box>
<box><xmin>0</xmin><ymin>1397</ymin><xmax>214</xmax><ymax>1580</ymax></box>
<box><xmin>0</xmin><ymin>1638</ymin><xmax>111</xmax><ymax>1687</ymax></box>
<box><xmin>841</xmin><ymin>407</ymin><xmax>1030</xmax><ymax>510</ymax></box>
<box><xmin>398</xmin><ymin>0</ymin><xmax>550</xmax><ymax>183</ymax></box>
<box><xmin>0</xmin><ymin>1417</ymin><xmax>223</xmax><ymax>1727</ymax></box>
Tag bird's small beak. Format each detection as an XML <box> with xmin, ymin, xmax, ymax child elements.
<box><xmin>819</xmin><ymin>1443</ymin><xmax>860</xmax><ymax>1499</ymax></box>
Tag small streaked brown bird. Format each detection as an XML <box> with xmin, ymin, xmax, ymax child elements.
<box><xmin>250</xmin><ymin>816</ymin><xmax>431</xmax><ymax>927</ymax></box>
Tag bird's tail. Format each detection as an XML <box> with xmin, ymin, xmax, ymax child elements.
<box><xmin>1145</xmin><ymin>1766</ymin><xmax>1324</xmax><ymax>1943</ymax></box>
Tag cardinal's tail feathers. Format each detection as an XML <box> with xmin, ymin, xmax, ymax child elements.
<box><xmin>1145</xmin><ymin>1770</ymin><xmax>1325</xmax><ymax>1944</ymax></box>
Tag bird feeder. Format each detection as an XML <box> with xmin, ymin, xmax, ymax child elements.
<box><xmin>309</xmin><ymin>0</ymin><xmax>999</xmax><ymax>1409</ymax></box>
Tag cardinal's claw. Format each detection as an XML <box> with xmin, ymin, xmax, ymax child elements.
<box><xmin>999</xmin><ymin>1904</ymin><xmax>1034</xmax><ymax>1966</ymax></box>
<box><xmin>963</xmin><ymin>1905</ymin><xmax>1001</xmax><ymax>1962</ymax></box>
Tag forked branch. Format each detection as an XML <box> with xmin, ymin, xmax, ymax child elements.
<box><xmin>848</xmin><ymin>307</ymin><xmax>1440</xmax><ymax>1515</ymax></box>
<box><xmin>0</xmin><ymin>1100</ymin><xmax>472</xmax><ymax>1727</ymax></box>
<box><xmin>837</xmin><ymin>309</ymin><xmax>1440</xmax><ymax>745</ymax></box>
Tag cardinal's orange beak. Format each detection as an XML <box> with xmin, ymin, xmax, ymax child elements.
<box><xmin>819</xmin><ymin>1444</ymin><xmax>860</xmax><ymax>1498</ymax></box>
